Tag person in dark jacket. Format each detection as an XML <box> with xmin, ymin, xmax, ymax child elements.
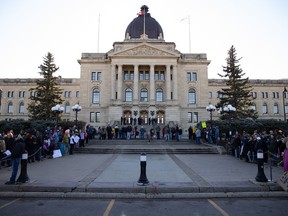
<box><xmin>5</xmin><ymin>133</ymin><xmax>25</xmax><ymax>184</ymax></box>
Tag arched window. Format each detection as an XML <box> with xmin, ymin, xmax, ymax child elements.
<box><xmin>76</xmin><ymin>91</ymin><xmax>80</xmax><ymax>98</ymax></box>
<box><xmin>188</xmin><ymin>89</ymin><xmax>196</xmax><ymax>104</ymax></box>
<box><xmin>19</xmin><ymin>102</ymin><xmax>25</xmax><ymax>113</ymax></box>
<box><xmin>8</xmin><ymin>102</ymin><xmax>13</xmax><ymax>113</ymax></box>
<box><xmin>140</xmin><ymin>89</ymin><xmax>148</xmax><ymax>102</ymax></box>
<box><xmin>262</xmin><ymin>103</ymin><xmax>268</xmax><ymax>114</ymax></box>
<box><xmin>251</xmin><ymin>103</ymin><xmax>256</xmax><ymax>111</ymax></box>
<box><xmin>65</xmin><ymin>102</ymin><xmax>71</xmax><ymax>113</ymax></box>
<box><xmin>273</xmin><ymin>103</ymin><xmax>279</xmax><ymax>114</ymax></box>
<box><xmin>125</xmin><ymin>88</ymin><xmax>133</xmax><ymax>102</ymax></box>
<box><xmin>92</xmin><ymin>88</ymin><xmax>100</xmax><ymax>104</ymax></box>
<box><xmin>156</xmin><ymin>89</ymin><xmax>163</xmax><ymax>102</ymax></box>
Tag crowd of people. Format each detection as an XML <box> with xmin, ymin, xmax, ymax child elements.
<box><xmin>94</xmin><ymin>124</ymin><xmax>184</xmax><ymax>142</ymax></box>
<box><xmin>0</xmin><ymin>125</ymin><xmax>90</xmax><ymax>184</ymax></box>
<box><xmin>227</xmin><ymin>129</ymin><xmax>288</xmax><ymax>171</ymax></box>
<box><xmin>1</xmin><ymin>123</ymin><xmax>288</xmax><ymax>185</ymax></box>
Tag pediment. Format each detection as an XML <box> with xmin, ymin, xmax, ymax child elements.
<box><xmin>110</xmin><ymin>43</ymin><xmax>179</xmax><ymax>58</ymax></box>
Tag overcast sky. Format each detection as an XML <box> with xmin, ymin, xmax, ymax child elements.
<box><xmin>0</xmin><ymin>0</ymin><xmax>287</xmax><ymax>80</ymax></box>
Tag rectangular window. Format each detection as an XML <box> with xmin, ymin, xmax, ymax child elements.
<box><xmin>76</xmin><ymin>91</ymin><xmax>80</xmax><ymax>98</ymax></box>
<box><xmin>145</xmin><ymin>71</ymin><xmax>149</xmax><ymax>80</ymax></box>
<box><xmin>91</xmin><ymin>72</ymin><xmax>96</xmax><ymax>80</ymax></box>
<box><xmin>192</xmin><ymin>72</ymin><xmax>197</xmax><ymax>81</ymax></box>
<box><xmin>90</xmin><ymin>112</ymin><xmax>100</xmax><ymax>122</ymax></box>
<box><xmin>193</xmin><ymin>112</ymin><xmax>199</xmax><ymax>123</ymax></box>
<box><xmin>217</xmin><ymin>92</ymin><xmax>223</xmax><ymax>98</ymax></box>
<box><xmin>8</xmin><ymin>91</ymin><xmax>14</xmax><ymax>98</ymax></box>
<box><xmin>124</xmin><ymin>71</ymin><xmax>129</xmax><ymax>80</ymax></box>
<box><xmin>140</xmin><ymin>91</ymin><xmax>148</xmax><ymax>102</ymax></box>
<box><xmin>96</xmin><ymin>112</ymin><xmax>100</xmax><ymax>122</ymax></box>
<box><xmin>186</xmin><ymin>72</ymin><xmax>191</xmax><ymax>81</ymax></box>
<box><xmin>97</xmin><ymin>72</ymin><xmax>102</xmax><ymax>81</ymax></box>
<box><xmin>130</xmin><ymin>71</ymin><xmax>134</xmax><ymax>80</ymax></box>
<box><xmin>139</xmin><ymin>71</ymin><xmax>144</xmax><ymax>80</ymax></box>
<box><xmin>262</xmin><ymin>92</ymin><xmax>268</xmax><ymax>99</ymax></box>
<box><xmin>188</xmin><ymin>112</ymin><xmax>193</xmax><ymax>123</ymax></box>
<box><xmin>19</xmin><ymin>91</ymin><xmax>25</xmax><ymax>98</ymax></box>
<box><xmin>160</xmin><ymin>71</ymin><xmax>165</xmax><ymax>80</ymax></box>
<box><xmin>208</xmin><ymin>92</ymin><xmax>212</xmax><ymax>99</ymax></box>
<box><xmin>188</xmin><ymin>112</ymin><xmax>198</xmax><ymax>123</ymax></box>
<box><xmin>251</xmin><ymin>92</ymin><xmax>257</xmax><ymax>98</ymax></box>
<box><xmin>154</xmin><ymin>72</ymin><xmax>159</xmax><ymax>80</ymax></box>
<box><xmin>90</xmin><ymin>112</ymin><xmax>95</xmax><ymax>122</ymax></box>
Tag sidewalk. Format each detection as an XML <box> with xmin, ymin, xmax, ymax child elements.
<box><xmin>0</xmin><ymin>143</ymin><xmax>287</xmax><ymax>199</ymax></box>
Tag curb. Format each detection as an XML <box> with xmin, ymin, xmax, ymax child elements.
<box><xmin>0</xmin><ymin>191</ymin><xmax>287</xmax><ymax>199</ymax></box>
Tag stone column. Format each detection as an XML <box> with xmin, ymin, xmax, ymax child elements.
<box><xmin>111</xmin><ymin>64</ymin><xmax>115</xmax><ymax>101</ymax></box>
<box><xmin>165</xmin><ymin>65</ymin><xmax>171</xmax><ymax>101</ymax></box>
<box><xmin>172</xmin><ymin>65</ymin><xmax>178</xmax><ymax>101</ymax></box>
<box><xmin>149</xmin><ymin>65</ymin><xmax>155</xmax><ymax>102</ymax></box>
<box><xmin>133</xmin><ymin>64</ymin><xmax>139</xmax><ymax>103</ymax></box>
<box><xmin>117</xmin><ymin>65</ymin><xmax>123</xmax><ymax>101</ymax></box>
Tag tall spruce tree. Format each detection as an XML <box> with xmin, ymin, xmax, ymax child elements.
<box><xmin>217</xmin><ymin>45</ymin><xmax>258</xmax><ymax>119</ymax></box>
<box><xmin>28</xmin><ymin>52</ymin><xmax>64</xmax><ymax>120</ymax></box>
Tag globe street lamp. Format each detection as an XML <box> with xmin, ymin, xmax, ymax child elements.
<box><xmin>283</xmin><ymin>87</ymin><xmax>287</xmax><ymax>122</ymax></box>
<box><xmin>223</xmin><ymin>104</ymin><xmax>236</xmax><ymax>139</ymax></box>
<box><xmin>72</xmin><ymin>104</ymin><xmax>82</xmax><ymax>128</ymax></box>
<box><xmin>51</xmin><ymin>104</ymin><xmax>64</xmax><ymax>129</ymax></box>
<box><xmin>206</xmin><ymin>104</ymin><xmax>216</xmax><ymax>124</ymax></box>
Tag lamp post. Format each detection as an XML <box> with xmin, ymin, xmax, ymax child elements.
<box><xmin>283</xmin><ymin>87</ymin><xmax>287</xmax><ymax>122</ymax></box>
<box><xmin>72</xmin><ymin>104</ymin><xmax>82</xmax><ymax>128</ymax></box>
<box><xmin>51</xmin><ymin>104</ymin><xmax>64</xmax><ymax>129</ymax></box>
<box><xmin>223</xmin><ymin>104</ymin><xmax>236</xmax><ymax>140</ymax></box>
<box><xmin>206</xmin><ymin>104</ymin><xmax>216</xmax><ymax>124</ymax></box>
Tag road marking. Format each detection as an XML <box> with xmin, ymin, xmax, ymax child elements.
<box><xmin>103</xmin><ymin>199</ymin><xmax>115</xmax><ymax>216</ymax></box>
<box><xmin>208</xmin><ymin>199</ymin><xmax>229</xmax><ymax>216</ymax></box>
<box><xmin>0</xmin><ymin>198</ymin><xmax>21</xmax><ymax>209</ymax></box>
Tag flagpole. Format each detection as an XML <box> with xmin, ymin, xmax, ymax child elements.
<box><xmin>143</xmin><ymin>8</ymin><xmax>146</xmax><ymax>36</ymax></box>
<box><xmin>180</xmin><ymin>16</ymin><xmax>191</xmax><ymax>53</ymax></box>
<box><xmin>188</xmin><ymin>15</ymin><xmax>191</xmax><ymax>53</ymax></box>
<box><xmin>97</xmin><ymin>14</ymin><xmax>100</xmax><ymax>52</ymax></box>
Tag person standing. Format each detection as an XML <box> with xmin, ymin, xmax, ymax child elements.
<box><xmin>188</xmin><ymin>126</ymin><xmax>193</xmax><ymax>140</ymax></box>
<box><xmin>79</xmin><ymin>130</ymin><xmax>85</xmax><ymax>147</ymax></box>
<box><xmin>196</xmin><ymin>127</ymin><xmax>202</xmax><ymax>144</ymax></box>
<box><xmin>69</xmin><ymin>133</ymin><xmax>77</xmax><ymax>155</ymax></box>
<box><xmin>283</xmin><ymin>138</ymin><xmax>288</xmax><ymax>172</ymax></box>
<box><xmin>5</xmin><ymin>134</ymin><xmax>25</xmax><ymax>185</ymax></box>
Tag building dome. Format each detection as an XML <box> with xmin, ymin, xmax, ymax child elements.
<box><xmin>125</xmin><ymin>5</ymin><xmax>164</xmax><ymax>40</ymax></box>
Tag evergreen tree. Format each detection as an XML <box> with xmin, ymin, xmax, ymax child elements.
<box><xmin>217</xmin><ymin>45</ymin><xmax>258</xmax><ymax>120</ymax></box>
<box><xmin>28</xmin><ymin>52</ymin><xmax>64</xmax><ymax>120</ymax></box>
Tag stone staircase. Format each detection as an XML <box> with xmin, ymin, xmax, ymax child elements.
<box><xmin>74</xmin><ymin>139</ymin><xmax>223</xmax><ymax>154</ymax></box>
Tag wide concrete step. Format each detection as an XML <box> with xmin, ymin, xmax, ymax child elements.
<box><xmin>74</xmin><ymin>148</ymin><xmax>219</xmax><ymax>154</ymax></box>
<box><xmin>74</xmin><ymin>139</ymin><xmax>221</xmax><ymax>154</ymax></box>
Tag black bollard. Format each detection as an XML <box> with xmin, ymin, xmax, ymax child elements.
<box><xmin>137</xmin><ymin>153</ymin><xmax>149</xmax><ymax>185</ymax></box>
<box><xmin>255</xmin><ymin>149</ymin><xmax>268</xmax><ymax>182</ymax></box>
<box><xmin>17</xmin><ymin>151</ymin><xmax>29</xmax><ymax>183</ymax></box>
